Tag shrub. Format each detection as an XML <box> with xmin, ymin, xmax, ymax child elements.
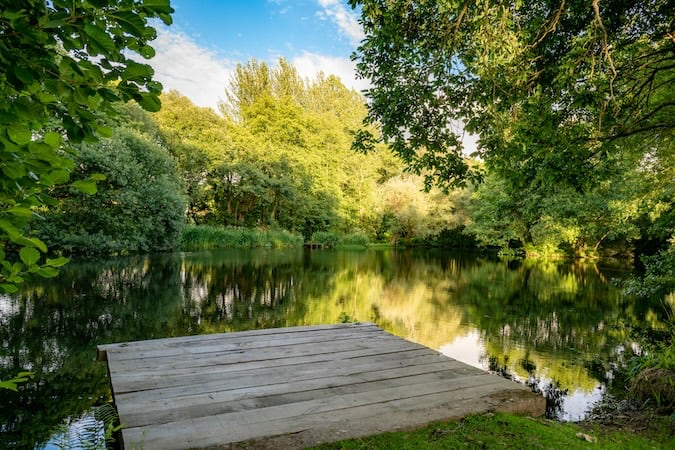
<box><xmin>37</xmin><ymin>129</ymin><xmax>186</xmax><ymax>256</ymax></box>
<box><xmin>340</xmin><ymin>232</ymin><xmax>370</xmax><ymax>247</ymax></box>
<box><xmin>311</xmin><ymin>231</ymin><xmax>339</xmax><ymax>248</ymax></box>
<box><xmin>628</xmin><ymin>341</ymin><xmax>675</xmax><ymax>410</ymax></box>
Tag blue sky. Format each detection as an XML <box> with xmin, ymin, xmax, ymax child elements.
<box><xmin>149</xmin><ymin>0</ymin><xmax>367</xmax><ymax>110</ymax></box>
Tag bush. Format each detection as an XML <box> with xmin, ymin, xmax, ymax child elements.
<box><xmin>310</xmin><ymin>231</ymin><xmax>339</xmax><ymax>248</ymax></box>
<box><xmin>624</xmin><ymin>247</ymin><xmax>675</xmax><ymax>300</ymax></box>
<box><xmin>629</xmin><ymin>338</ymin><xmax>675</xmax><ymax>410</ymax></box>
<box><xmin>340</xmin><ymin>232</ymin><xmax>370</xmax><ymax>247</ymax></box>
<box><xmin>37</xmin><ymin>129</ymin><xmax>186</xmax><ymax>256</ymax></box>
<box><xmin>622</xmin><ymin>245</ymin><xmax>675</xmax><ymax>410</ymax></box>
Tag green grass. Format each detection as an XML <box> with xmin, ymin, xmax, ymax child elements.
<box><xmin>365</xmin><ymin>242</ymin><xmax>395</xmax><ymax>249</ymax></box>
<box><xmin>180</xmin><ymin>225</ymin><xmax>303</xmax><ymax>250</ymax></box>
<box><xmin>339</xmin><ymin>232</ymin><xmax>370</xmax><ymax>247</ymax></box>
<box><xmin>306</xmin><ymin>413</ymin><xmax>674</xmax><ymax>450</ymax></box>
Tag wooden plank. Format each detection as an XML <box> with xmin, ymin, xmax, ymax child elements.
<box><xmin>114</xmin><ymin>349</ymin><xmax>475</xmax><ymax>403</ymax></box>
<box><xmin>104</xmin><ymin>324</ymin><xmax>383</xmax><ymax>358</ymax></box>
<box><xmin>105</xmin><ymin>327</ymin><xmax>389</xmax><ymax>363</ymax></box>
<box><xmin>106</xmin><ymin>332</ymin><xmax>410</xmax><ymax>375</ymax></box>
<box><xmin>109</xmin><ymin>338</ymin><xmax>427</xmax><ymax>393</ymax></box>
<box><xmin>110</xmin><ymin>342</ymin><xmax>435</xmax><ymax>377</ymax></box>
<box><xmin>113</xmin><ymin>348</ymin><xmax>457</xmax><ymax>404</ymax></box>
<box><xmin>101</xmin><ymin>322</ymin><xmax>378</xmax><ymax>351</ymax></box>
<box><xmin>119</xmin><ymin>360</ymin><xmax>481</xmax><ymax>427</ymax></box>
<box><xmin>98</xmin><ymin>322</ymin><xmax>378</xmax><ymax>359</ymax></box>
<box><xmin>122</xmin><ymin>374</ymin><xmax>516</xmax><ymax>449</ymax></box>
<box><xmin>110</xmin><ymin>343</ymin><xmax>428</xmax><ymax>396</ymax></box>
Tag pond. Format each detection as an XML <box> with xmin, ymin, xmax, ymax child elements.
<box><xmin>0</xmin><ymin>248</ymin><xmax>667</xmax><ymax>449</ymax></box>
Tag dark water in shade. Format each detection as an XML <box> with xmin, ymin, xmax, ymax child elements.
<box><xmin>0</xmin><ymin>248</ymin><xmax>668</xmax><ymax>449</ymax></box>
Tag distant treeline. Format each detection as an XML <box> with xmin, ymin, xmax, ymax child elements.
<box><xmin>35</xmin><ymin>59</ymin><xmax>672</xmax><ymax>260</ymax></box>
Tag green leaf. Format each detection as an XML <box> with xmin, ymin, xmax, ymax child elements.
<box><xmin>143</xmin><ymin>0</ymin><xmax>173</xmax><ymax>8</ymax></box>
<box><xmin>86</xmin><ymin>0</ymin><xmax>110</xmax><ymax>7</ymax></box>
<box><xmin>2</xmin><ymin>162</ymin><xmax>27</xmax><ymax>179</ymax></box>
<box><xmin>37</xmin><ymin>92</ymin><xmax>59</xmax><ymax>104</ymax></box>
<box><xmin>0</xmin><ymin>382</ymin><xmax>18</xmax><ymax>391</ymax></box>
<box><xmin>113</xmin><ymin>11</ymin><xmax>146</xmax><ymax>36</ymax></box>
<box><xmin>84</xmin><ymin>23</ymin><xmax>116</xmax><ymax>55</ymax></box>
<box><xmin>138</xmin><ymin>45</ymin><xmax>156</xmax><ymax>59</ymax></box>
<box><xmin>138</xmin><ymin>92</ymin><xmax>161</xmax><ymax>112</ymax></box>
<box><xmin>71</xmin><ymin>180</ymin><xmax>98</xmax><ymax>194</ymax></box>
<box><xmin>96</xmin><ymin>126</ymin><xmax>113</xmax><ymax>138</ymax></box>
<box><xmin>89</xmin><ymin>173</ymin><xmax>107</xmax><ymax>181</ymax></box>
<box><xmin>158</xmin><ymin>13</ymin><xmax>173</xmax><ymax>25</ymax></box>
<box><xmin>14</xmin><ymin>66</ymin><xmax>35</xmax><ymax>85</ymax></box>
<box><xmin>8</xmin><ymin>124</ymin><xmax>32</xmax><ymax>145</ymax></box>
<box><xmin>6</xmin><ymin>206</ymin><xmax>32</xmax><ymax>218</ymax></box>
<box><xmin>41</xmin><ymin>169</ymin><xmax>71</xmax><ymax>186</ymax></box>
<box><xmin>36</xmin><ymin>267</ymin><xmax>59</xmax><ymax>278</ymax></box>
<box><xmin>0</xmin><ymin>284</ymin><xmax>19</xmax><ymax>294</ymax></box>
<box><xmin>146</xmin><ymin>80</ymin><xmax>162</xmax><ymax>94</ymax></box>
<box><xmin>43</xmin><ymin>131</ymin><xmax>62</xmax><ymax>148</ymax></box>
<box><xmin>0</xmin><ymin>135</ymin><xmax>19</xmax><ymax>152</ymax></box>
<box><xmin>0</xmin><ymin>219</ymin><xmax>21</xmax><ymax>239</ymax></box>
<box><xmin>123</xmin><ymin>61</ymin><xmax>154</xmax><ymax>81</ymax></box>
<box><xmin>19</xmin><ymin>247</ymin><xmax>40</xmax><ymax>266</ymax></box>
<box><xmin>14</xmin><ymin>236</ymin><xmax>47</xmax><ymax>253</ymax></box>
<box><xmin>45</xmin><ymin>257</ymin><xmax>69</xmax><ymax>268</ymax></box>
<box><xmin>98</xmin><ymin>87</ymin><xmax>121</xmax><ymax>102</ymax></box>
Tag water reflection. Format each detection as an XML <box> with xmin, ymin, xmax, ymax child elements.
<box><xmin>0</xmin><ymin>249</ymin><xmax>668</xmax><ymax>448</ymax></box>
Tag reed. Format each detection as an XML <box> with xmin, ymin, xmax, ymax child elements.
<box><xmin>180</xmin><ymin>225</ymin><xmax>303</xmax><ymax>250</ymax></box>
<box><xmin>339</xmin><ymin>232</ymin><xmax>370</xmax><ymax>247</ymax></box>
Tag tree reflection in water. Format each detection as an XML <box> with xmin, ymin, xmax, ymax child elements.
<box><xmin>0</xmin><ymin>249</ymin><xmax>668</xmax><ymax>448</ymax></box>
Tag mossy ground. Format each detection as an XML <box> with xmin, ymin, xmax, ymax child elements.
<box><xmin>306</xmin><ymin>412</ymin><xmax>674</xmax><ymax>450</ymax></box>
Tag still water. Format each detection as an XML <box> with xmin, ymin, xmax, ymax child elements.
<box><xmin>0</xmin><ymin>248</ymin><xmax>666</xmax><ymax>448</ymax></box>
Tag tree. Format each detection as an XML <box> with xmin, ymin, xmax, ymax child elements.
<box><xmin>375</xmin><ymin>174</ymin><xmax>469</xmax><ymax>244</ymax></box>
<box><xmin>0</xmin><ymin>0</ymin><xmax>173</xmax><ymax>291</ymax></box>
<box><xmin>349</xmin><ymin>0</ymin><xmax>674</xmax><ymax>192</ymax></box>
<box><xmin>219</xmin><ymin>59</ymin><xmax>392</xmax><ymax>237</ymax></box>
<box><xmin>350</xmin><ymin>0</ymin><xmax>673</xmax><ymax>255</ymax></box>
<box><xmin>221</xmin><ymin>58</ymin><xmax>308</xmax><ymax>122</ymax></box>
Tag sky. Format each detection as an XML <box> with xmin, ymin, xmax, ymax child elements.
<box><xmin>148</xmin><ymin>0</ymin><xmax>368</xmax><ymax>112</ymax></box>
<box><xmin>147</xmin><ymin>0</ymin><xmax>479</xmax><ymax>153</ymax></box>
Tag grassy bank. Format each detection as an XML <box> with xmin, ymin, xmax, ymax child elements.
<box><xmin>307</xmin><ymin>412</ymin><xmax>674</xmax><ymax>449</ymax></box>
<box><xmin>180</xmin><ymin>225</ymin><xmax>303</xmax><ymax>250</ymax></box>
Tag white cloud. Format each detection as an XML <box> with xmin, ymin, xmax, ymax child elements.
<box><xmin>148</xmin><ymin>28</ymin><xmax>234</xmax><ymax>111</ymax></box>
<box><xmin>292</xmin><ymin>51</ymin><xmax>370</xmax><ymax>93</ymax></box>
<box><xmin>316</xmin><ymin>0</ymin><xmax>365</xmax><ymax>45</ymax></box>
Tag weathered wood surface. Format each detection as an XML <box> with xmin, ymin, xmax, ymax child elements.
<box><xmin>98</xmin><ymin>323</ymin><xmax>545</xmax><ymax>450</ymax></box>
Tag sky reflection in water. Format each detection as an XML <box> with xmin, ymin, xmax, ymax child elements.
<box><xmin>0</xmin><ymin>248</ymin><xmax>665</xmax><ymax>449</ymax></box>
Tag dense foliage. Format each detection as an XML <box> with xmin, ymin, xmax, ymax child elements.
<box><xmin>0</xmin><ymin>0</ymin><xmax>172</xmax><ymax>291</ymax></box>
<box><xmin>36</xmin><ymin>129</ymin><xmax>186</xmax><ymax>256</ymax></box>
<box><xmin>153</xmin><ymin>60</ymin><xmax>445</xmax><ymax>240</ymax></box>
<box><xmin>350</xmin><ymin>0</ymin><xmax>674</xmax><ymax>257</ymax></box>
<box><xmin>24</xmin><ymin>53</ymin><xmax>670</xmax><ymax>260</ymax></box>
<box><xmin>2</xmin><ymin>1</ymin><xmax>672</xmax><ymax>263</ymax></box>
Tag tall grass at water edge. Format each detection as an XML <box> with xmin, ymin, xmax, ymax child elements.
<box><xmin>310</xmin><ymin>231</ymin><xmax>371</xmax><ymax>249</ymax></box>
<box><xmin>180</xmin><ymin>225</ymin><xmax>303</xmax><ymax>250</ymax></box>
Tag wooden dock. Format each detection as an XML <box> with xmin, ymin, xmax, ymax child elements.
<box><xmin>98</xmin><ymin>323</ymin><xmax>545</xmax><ymax>449</ymax></box>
